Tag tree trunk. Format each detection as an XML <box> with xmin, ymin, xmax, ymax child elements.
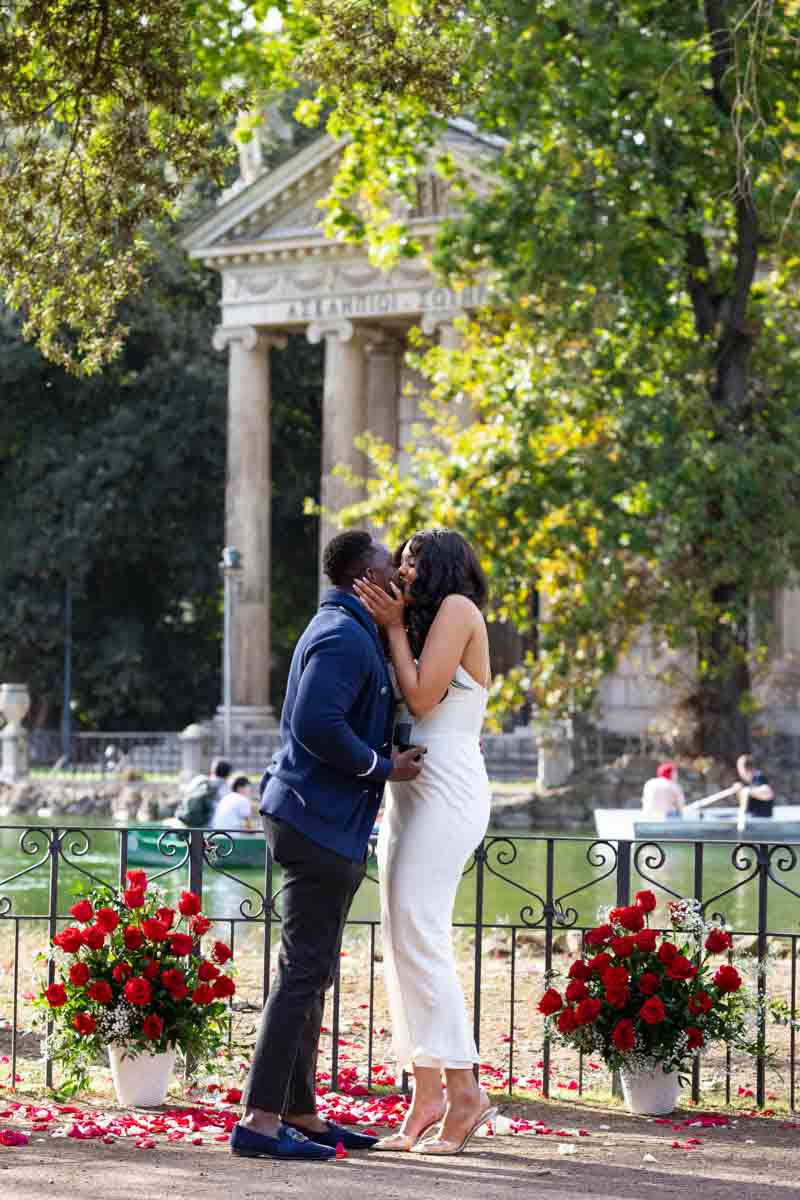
<box><xmin>694</xmin><ymin>583</ymin><xmax>751</xmax><ymax>764</ymax></box>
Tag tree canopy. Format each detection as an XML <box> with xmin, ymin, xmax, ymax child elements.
<box><xmin>269</xmin><ymin>1</ymin><xmax>800</xmax><ymax>757</ymax></box>
<box><xmin>4</xmin><ymin>2</ymin><xmax>800</xmax><ymax>755</ymax></box>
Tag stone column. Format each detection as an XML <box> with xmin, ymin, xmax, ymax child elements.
<box><xmin>212</xmin><ymin>325</ymin><xmax>286</xmax><ymax>732</ymax></box>
<box><xmin>307</xmin><ymin>319</ymin><xmax>371</xmax><ymax>579</ymax></box>
<box><xmin>365</xmin><ymin>334</ymin><xmax>400</xmax><ymax>464</ymax></box>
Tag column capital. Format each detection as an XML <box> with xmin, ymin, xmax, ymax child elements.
<box><xmin>420</xmin><ymin>309</ymin><xmax>467</xmax><ymax>337</ymax></box>
<box><xmin>306</xmin><ymin>318</ymin><xmax>355</xmax><ymax>345</ymax></box>
<box><xmin>213</xmin><ymin>324</ymin><xmax>287</xmax><ymax>353</ymax></box>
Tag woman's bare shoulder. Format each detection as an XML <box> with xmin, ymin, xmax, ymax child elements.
<box><xmin>438</xmin><ymin>593</ymin><xmax>484</xmax><ymax>620</ymax></box>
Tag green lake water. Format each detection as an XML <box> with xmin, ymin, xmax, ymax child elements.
<box><xmin>2</xmin><ymin>818</ymin><xmax>800</xmax><ymax>936</ymax></box>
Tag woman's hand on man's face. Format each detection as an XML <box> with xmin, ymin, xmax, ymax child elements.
<box><xmin>353</xmin><ymin>577</ymin><xmax>405</xmax><ymax>628</ymax></box>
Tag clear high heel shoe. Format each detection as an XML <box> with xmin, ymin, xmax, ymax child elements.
<box><xmin>409</xmin><ymin>1104</ymin><xmax>498</xmax><ymax>1155</ymax></box>
<box><xmin>373</xmin><ymin>1115</ymin><xmax>444</xmax><ymax>1152</ymax></box>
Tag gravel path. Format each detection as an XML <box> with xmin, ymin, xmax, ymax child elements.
<box><xmin>2</xmin><ymin>1097</ymin><xmax>799</xmax><ymax>1200</ymax></box>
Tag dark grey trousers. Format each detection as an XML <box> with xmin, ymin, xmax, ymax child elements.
<box><xmin>242</xmin><ymin>816</ymin><xmax>365</xmax><ymax>1114</ymax></box>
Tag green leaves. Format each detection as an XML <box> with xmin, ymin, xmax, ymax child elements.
<box><xmin>297</xmin><ymin>3</ymin><xmax>800</xmax><ymax>745</ymax></box>
<box><xmin>0</xmin><ymin>1</ymin><xmax>238</xmax><ymax>373</ymax></box>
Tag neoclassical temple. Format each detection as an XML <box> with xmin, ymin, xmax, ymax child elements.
<box><xmin>185</xmin><ymin>126</ymin><xmax>800</xmax><ymax>737</ymax></box>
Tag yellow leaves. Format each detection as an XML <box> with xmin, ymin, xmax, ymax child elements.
<box><xmin>293</xmin><ymin>98</ymin><xmax>322</xmax><ymax>127</ymax></box>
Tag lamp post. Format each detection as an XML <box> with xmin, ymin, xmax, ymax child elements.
<box><xmin>219</xmin><ymin>546</ymin><xmax>243</xmax><ymax>757</ymax></box>
<box><xmin>61</xmin><ymin>573</ymin><xmax>72</xmax><ymax>764</ymax></box>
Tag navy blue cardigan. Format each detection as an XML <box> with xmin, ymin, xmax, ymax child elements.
<box><xmin>260</xmin><ymin>589</ymin><xmax>395</xmax><ymax>861</ymax></box>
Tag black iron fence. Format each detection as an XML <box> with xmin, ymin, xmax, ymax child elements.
<box><xmin>1</xmin><ymin>825</ymin><xmax>800</xmax><ymax>1110</ymax></box>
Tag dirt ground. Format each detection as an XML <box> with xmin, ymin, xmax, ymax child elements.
<box><xmin>2</xmin><ymin>1095</ymin><xmax>800</xmax><ymax>1200</ymax></box>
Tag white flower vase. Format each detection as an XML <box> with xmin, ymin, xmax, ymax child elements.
<box><xmin>109</xmin><ymin>1045</ymin><xmax>176</xmax><ymax>1107</ymax></box>
<box><xmin>620</xmin><ymin>1066</ymin><xmax>681</xmax><ymax>1116</ymax></box>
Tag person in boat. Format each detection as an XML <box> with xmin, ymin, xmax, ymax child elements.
<box><xmin>641</xmin><ymin>761</ymin><xmax>685</xmax><ymax>819</ymax></box>
<box><xmin>735</xmin><ymin>754</ymin><xmax>774</xmax><ymax>831</ymax></box>
<box><xmin>212</xmin><ymin>774</ymin><xmax>255</xmax><ymax>831</ymax></box>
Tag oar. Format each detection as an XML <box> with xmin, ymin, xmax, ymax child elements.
<box><xmin>684</xmin><ymin>784</ymin><xmax>740</xmax><ymax>813</ymax></box>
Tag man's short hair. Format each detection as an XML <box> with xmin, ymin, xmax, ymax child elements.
<box><xmin>322</xmin><ymin>530</ymin><xmax>375</xmax><ymax>586</ymax></box>
<box><xmin>211</xmin><ymin>758</ymin><xmax>232</xmax><ymax>780</ymax></box>
<box><xmin>232</xmin><ymin>774</ymin><xmax>250</xmax><ymax>792</ymax></box>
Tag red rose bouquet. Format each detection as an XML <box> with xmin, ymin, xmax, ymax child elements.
<box><xmin>538</xmin><ymin>893</ymin><xmax>756</xmax><ymax>1076</ymax></box>
<box><xmin>34</xmin><ymin>872</ymin><xmax>236</xmax><ymax>1094</ymax></box>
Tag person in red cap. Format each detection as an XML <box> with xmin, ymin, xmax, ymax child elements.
<box><xmin>641</xmin><ymin>761</ymin><xmax>685</xmax><ymax>818</ymax></box>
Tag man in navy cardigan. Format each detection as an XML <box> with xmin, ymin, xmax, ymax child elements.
<box><xmin>231</xmin><ymin>530</ymin><xmax>425</xmax><ymax>1161</ymax></box>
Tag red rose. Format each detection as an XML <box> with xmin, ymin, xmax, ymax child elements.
<box><xmin>635</xmin><ymin>929</ymin><xmax>658</xmax><ymax>953</ymax></box>
<box><xmin>54</xmin><ymin>926</ymin><xmax>83</xmax><ymax>954</ymax></box>
<box><xmin>197</xmin><ymin>960</ymin><xmax>220</xmax><ymax>982</ymax></box>
<box><xmin>688</xmin><ymin>990</ymin><xmax>713</xmax><ymax>1014</ymax></box>
<box><xmin>565</xmin><ymin>978</ymin><xmax>589</xmax><ymax>1003</ymax></box>
<box><xmin>142</xmin><ymin>960</ymin><xmax>160</xmax><ymax>981</ymax></box>
<box><xmin>611</xmin><ymin>1018</ymin><xmax>636</xmax><ymax>1051</ymax></box>
<box><xmin>657</xmin><ymin>941</ymin><xmax>678</xmax><ymax>965</ymax></box>
<box><xmin>585</xmin><ymin>924</ymin><xmax>613</xmax><ymax>947</ymax></box>
<box><xmin>45</xmin><ymin>983</ymin><xmax>68</xmax><ymax>1008</ymax></box>
<box><xmin>178</xmin><ymin>891</ymin><xmax>202</xmax><ymax>917</ymax></box>
<box><xmin>192</xmin><ymin>983</ymin><xmax>215</xmax><ymax>1006</ymax></box>
<box><xmin>169</xmin><ymin>933</ymin><xmax>194</xmax><ymax>957</ymax></box>
<box><xmin>69</xmin><ymin>899</ymin><xmax>94</xmax><ymax>924</ymax></box>
<box><xmin>575</xmin><ymin>997</ymin><xmax>603</xmax><ymax>1025</ymax></box>
<box><xmin>123</xmin><ymin>887</ymin><xmax>145</xmax><ymax>909</ymax></box>
<box><xmin>142</xmin><ymin>918</ymin><xmax>169</xmax><ymax>943</ymax></box>
<box><xmin>124</xmin><ymin>977</ymin><xmax>152</xmax><ymax>1006</ymax></box>
<box><xmin>635</xmin><ymin>890</ymin><xmax>657</xmax><ymax>913</ymax></box>
<box><xmin>557</xmin><ymin>1006</ymin><xmax>579</xmax><ymax>1034</ymax></box>
<box><xmin>223</xmin><ymin>1087</ymin><xmax>242</xmax><ymax>1105</ymax></box>
<box><xmin>213</xmin><ymin>975</ymin><xmax>236</xmax><ymax>999</ymax></box>
<box><xmin>69</xmin><ymin>962</ymin><xmax>90</xmax><ymax>987</ymax></box>
<box><xmin>705</xmin><ymin>928</ymin><xmax>732</xmax><ymax>954</ymax></box>
<box><xmin>714</xmin><ymin>965</ymin><xmax>742</xmax><ymax>993</ymax></box>
<box><xmin>211</xmin><ymin>940</ymin><xmax>232</xmax><ymax>964</ymax></box>
<box><xmin>587</xmin><ymin>952</ymin><xmax>612</xmax><ymax>976</ymax></box>
<box><xmin>155</xmin><ymin>907</ymin><xmax>176</xmax><ymax>930</ymax></box>
<box><xmin>82</xmin><ymin>925</ymin><xmax>106</xmax><ymax>951</ymax></box>
<box><xmin>666</xmin><ymin>955</ymin><xmax>697</xmax><ymax>981</ymax></box>
<box><xmin>161</xmin><ymin>967</ymin><xmax>184</xmax><ymax>988</ymax></box>
<box><xmin>190</xmin><ymin>914</ymin><xmax>212</xmax><ymax>936</ymax></box>
<box><xmin>94</xmin><ymin>907</ymin><xmax>120</xmax><ymax>933</ymax></box>
<box><xmin>87</xmin><ymin>979</ymin><xmax>113</xmax><ymax>1004</ymax></box>
<box><xmin>568</xmin><ymin>960</ymin><xmax>591</xmax><ymax>981</ymax></box>
<box><xmin>605</xmin><ymin>987</ymin><xmax>630</xmax><ymax>1009</ymax></box>
<box><xmin>112</xmin><ymin>962</ymin><xmax>132</xmax><ymax>984</ymax></box>
<box><xmin>142</xmin><ymin>1014</ymin><xmax>164</xmax><ymax>1040</ymax></box>
<box><xmin>617</xmin><ymin>906</ymin><xmax>645</xmax><ymax>933</ymax></box>
<box><xmin>123</xmin><ymin>926</ymin><xmax>143</xmax><ymax>951</ymax></box>
<box><xmin>640</xmin><ymin>995</ymin><xmax>666</xmax><ymax>1025</ymax></box>
<box><xmin>170</xmin><ymin>984</ymin><xmax>189</xmax><ymax>1001</ymax></box>
<box><xmin>538</xmin><ymin>987</ymin><xmax>563</xmax><ymax>1016</ymax></box>
<box><xmin>72</xmin><ymin>1012</ymin><xmax>96</xmax><ymax>1036</ymax></box>
<box><xmin>638</xmin><ymin>972</ymin><xmax>660</xmax><ymax>995</ymax></box>
<box><xmin>126</xmin><ymin>869</ymin><xmax>148</xmax><ymax>891</ymax></box>
<box><xmin>610</xmin><ymin>936</ymin><xmax>636</xmax><ymax>958</ymax></box>
<box><xmin>602</xmin><ymin>965</ymin><xmax>630</xmax><ymax>990</ymax></box>
<box><xmin>687</xmin><ymin>1026</ymin><xmax>705</xmax><ymax>1050</ymax></box>
<box><xmin>609</xmin><ymin>907</ymin><xmax>624</xmax><ymax>923</ymax></box>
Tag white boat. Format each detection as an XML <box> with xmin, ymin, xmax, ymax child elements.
<box><xmin>593</xmin><ymin>805</ymin><xmax>800</xmax><ymax>842</ymax></box>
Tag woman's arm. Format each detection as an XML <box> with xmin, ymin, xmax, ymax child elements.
<box><xmin>354</xmin><ymin>582</ymin><xmax>476</xmax><ymax>716</ymax></box>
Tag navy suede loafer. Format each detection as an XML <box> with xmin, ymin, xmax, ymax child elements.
<box><xmin>283</xmin><ymin>1119</ymin><xmax>379</xmax><ymax>1151</ymax></box>
<box><xmin>230</xmin><ymin>1122</ymin><xmax>336</xmax><ymax>1160</ymax></box>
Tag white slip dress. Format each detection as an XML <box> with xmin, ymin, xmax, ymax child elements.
<box><xmin>377</xmin><ymin>663</ymin><xmax>491</xmax><ymax>1072</ymax></box>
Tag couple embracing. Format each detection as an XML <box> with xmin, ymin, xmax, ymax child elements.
<box><xmin>230</xmin><ymin>528</ymin><xmax>496</xmax><ymax>1161</ymax></box>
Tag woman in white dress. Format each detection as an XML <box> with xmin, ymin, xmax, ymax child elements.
<box><xmin>354</xmin><ymin>529</ymin><xmax>496</xmax><ymax>1155</ymax></box>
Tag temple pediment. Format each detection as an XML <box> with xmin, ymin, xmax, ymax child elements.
<box><xmin>183</xmin><ymin>119</ymin><xmax>499</xmax><ymax>268</ymax></box>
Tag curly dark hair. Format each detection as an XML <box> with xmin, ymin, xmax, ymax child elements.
<box><xmin>395</xmin><ymin>529</ymin><xmax>488</xmax><ymax>657</ymax></box>
<box><xmin>322</xmin><ymin>529</ymin><xmax>375</xmax><ymax>587</ymax></box>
